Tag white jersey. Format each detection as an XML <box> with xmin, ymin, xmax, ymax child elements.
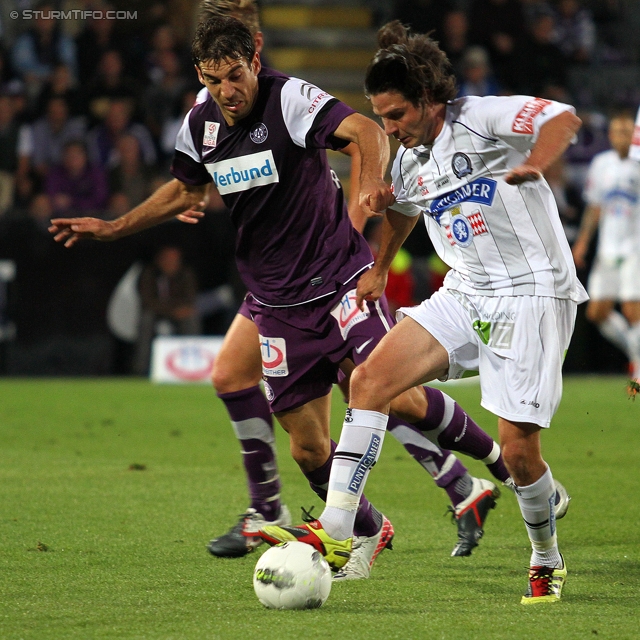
<box><xmin>390</xmin><ymin>95</ymin><xmax>587</xmax><ymax>302</ymax></box>
<box><xmin>630</xmin><ymin>105</ymin><xmax>640</xmax><ymax>162</ymax></box>
<box><xmin>583</xmin><ymin>149</ymin><xmax>640</xmax><ymax>261</ymax></box>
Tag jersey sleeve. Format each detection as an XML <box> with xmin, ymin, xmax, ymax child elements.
<box><xmin>464</xmin><ymin>95</ymin><xmax>576</xmax><ymax>154</ymax></box>
<box><xmin>388</xmin><ymin>148</ymin><xmax>422</xmax><ymax>217</ymax></box>
<box><xmin>280</xmin><ymin>77</ymin><xmax>356</xmax><ymax>150</ymax></box>
<box><xmin>170</xmin><ymin>110</ymin><xmax>212</xmax><ymax>186</ymax></box>
<box><xmin>195</xmin><ymin>87</ymin><xmax>209</xmax><ymax>105</ymax></box>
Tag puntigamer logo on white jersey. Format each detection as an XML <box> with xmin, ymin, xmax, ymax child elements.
<box><xmin>206</xmin><ymin>150</ymin><xmax>279</xmax><ymax>194</ymax></box>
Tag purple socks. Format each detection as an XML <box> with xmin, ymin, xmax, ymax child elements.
<box><xmin>387</xmin><ymin>415</ymin><xmax>473</xmax><ymax>506</ymax></box>
<box><xmin>413</xmin><ymin>386</ymin><xmax>510</xmax><ymax>483</ymax></box>
<box><xmin>218</xmin><ymin>385</ymin><xmax>281</xmax><ymax>521</ymax></box>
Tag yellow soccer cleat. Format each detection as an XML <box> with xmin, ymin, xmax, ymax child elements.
<box><xmin>521</xmin><ymin>555</ymin><xmax>567</xmax><ymax>605</ymax></box>
<box><xmin>259</xmin><ymin>519</ymin><xmax>352</xmax><ymax>570</ymax></box>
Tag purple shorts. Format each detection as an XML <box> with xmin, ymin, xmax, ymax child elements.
<box><xmin>237</xmin><ymin>296</ymin><xmax>252</xmax><ymax>320</ymax></box>
<box><xmin>246</xmin><ymin>284</ymin><xmax>395</xmax><ymax>413</ymax></box>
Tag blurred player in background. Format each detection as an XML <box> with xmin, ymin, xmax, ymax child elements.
<box><xmin>261</xmin><ymin>21</ymin><xmax>583</xmax><ymax>603</ymax></box>
<box><xmin>573</xmin><ymin>110</ymin><xmax>640</xmax><ymax>393</ymax></box>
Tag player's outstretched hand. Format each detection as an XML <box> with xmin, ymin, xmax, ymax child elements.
<box><xmin>356</xmin><ymin>267</ymin><xmax>388</xmax><ymax>311</ymax></box>
<box><xmin>504</xmin><ymin>164</ymin><xmax>543</xmax><ymax>185</ymax></box>
<box><xmin>49</xmin><ymin>217</ymin><xmax>115</xmax><ymax>248</ymax></box>
<box><xmin>176</xmin><ymin>205</ymin><xmax>206</xmax><ymax>224</ymax></box>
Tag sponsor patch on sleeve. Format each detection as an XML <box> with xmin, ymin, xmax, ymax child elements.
<box><xmin>512</xmin><ymin>98</ymin><xmax>552</xmax><ymax>135</ymax></box>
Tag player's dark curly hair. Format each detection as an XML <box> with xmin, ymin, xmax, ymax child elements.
<box><xmin>192</xmin><ymin>15</ymin><xmax>255</xmax><ymax>67</ymax></box>
<box><xmin>364</xmin><ymin>20</ymin><xmax>457</xmax><ymax>106</ymax></box>
<box><xmin>197</xmin><ymin>0</ymin><xmax>260</xmax><ymax>36</ymax></box>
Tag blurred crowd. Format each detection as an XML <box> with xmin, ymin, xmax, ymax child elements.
<box><xmin>0</xmin><ymin>0</ymin><xmax>636</xmax><ymax>375</ymax></box>
<box><xmin>0</xmin><ymin>1</ymin><xmax>203</xmax><ymax>220</ymax></box>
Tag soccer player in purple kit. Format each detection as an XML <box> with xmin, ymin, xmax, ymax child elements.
<box><xmin>186</xmin><ymin>0</ymin><xmax>511</xmax><ymax>567</ymax></box>
<box><xmin>50</xmin><ymin>15</ymin><xmax>538</xmax><ymax>579</ymax></box>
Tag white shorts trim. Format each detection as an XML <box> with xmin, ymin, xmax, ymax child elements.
<box><xmin>398</xmin><ymin>290</ymin><xmax>577</xmax><ymax>428</ymax></box>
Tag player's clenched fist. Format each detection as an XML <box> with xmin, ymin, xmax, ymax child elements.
<box><xmin>360</xmin><ymin>178</ymin><xmax>395</xmax><ymax>214</ymax></box>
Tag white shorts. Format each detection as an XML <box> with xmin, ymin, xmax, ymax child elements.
<box><xmin>398</xmin><ymin>290</ymin><xmax>578</xmax><ymax>428</ymax></box>
<box><xmin>587</xmin><ymin>254</ymin><xmax>640</xmax><ymax>301</ymax></box>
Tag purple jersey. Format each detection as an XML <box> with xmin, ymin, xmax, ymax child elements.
<box><xmin>171</xmin><ymin>74</ymin><xmax>373</xmax><ymax>307</ymax></box>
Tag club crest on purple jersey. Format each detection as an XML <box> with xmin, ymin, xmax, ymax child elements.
<box><xmin>250</xmin><ymin>122</ymin><xmax>268</xmax><ymax>144</ymax></box>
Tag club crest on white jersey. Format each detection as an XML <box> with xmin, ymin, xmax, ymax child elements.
<box><xmin>259</xmin><ymin>336</ymin><xmax>289</xmax><ymax>377</ymax></box>
<box><xmin>206</xmin><ymin>150</ymin><xmax>279</xmax><ymax>195</ymax></box>
<box><xmin>452</xmin><ymin>152</ymin><xmax>473</xmax><ymax>178</ymax></box>
<box><xmin>449</xmin><ymin>215</ymin><xmax>473</xmax><ymax>247</ymax></box>
<box><xmin>445</xmin><ymin>209</ymin><xmax>488</xmax><ymax>247</ymax></box>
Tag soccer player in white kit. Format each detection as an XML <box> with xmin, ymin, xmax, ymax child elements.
<box><xmin>262</xmin><ymin>21</ymin><xmax>586</xmax><ymax>604</ymax></box>
<box><xmin>573</xmin><ymin>111</ymin><xmax>640</xmax><ymax>391</ymax></box>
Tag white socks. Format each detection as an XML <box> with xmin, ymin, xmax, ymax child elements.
<box><xmin>515</xmin><ymin>465</ymin><xmax>562</xmax><ymax>568</ymax></box>
<box><xmin>597</xmin><ymin>311</ymin><xmax>629</xmax><ymax>355</ymax></box>
<box><xmin>597</xmin><ymin>312</ymin><xmax>640</xmax><ymax>378</ymax></box>
<box><xmin>628</xmin><ymin>322</ymin><xmax>640</xmax><ymax>378</ymax></box>
<box><xmin>320</xmin><ymin>409</ymin><xmax>388</xmax><ymax>540</ymax></box>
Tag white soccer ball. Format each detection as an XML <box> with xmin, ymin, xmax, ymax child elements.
<box><xmin>253</xmin><ymin>541</ymin><xmax>332</xmax><ymax>610</ymax></box>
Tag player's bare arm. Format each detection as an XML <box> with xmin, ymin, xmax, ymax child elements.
<box><xmin>572</xmin><ymin>203</ymin><xmax>601</xmax><ymax>268</ymax></box>
<box><xmin>356</xmin><ymin>208</ymin><xmax>419</xmax><ymax>309</ymax></box>
<box><xmin>505</xmin><ymin>110</ymin><xmax>582</xmax><ymax>185</ymax></box>
<box><xmin>333</xmin><ymin>113</ymin><xmax>395</xmax><ymax>214</ymax></box>
<box><xmin>338</xmin><ymin>142</ymin><xmax>371</xmax><ymax>233</ymax></box>
<box><xmin>49</xmin><ymin>179</ymin><xmax>209</xmax><ymax>247</ymax></box>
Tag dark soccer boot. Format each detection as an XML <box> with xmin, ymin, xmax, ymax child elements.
<box><xmin>207</xmin><ymin>505</ymin><xmax>291</xmax><ymax>558</ymax></box>
<box><xmin>450</xmin><ymin>477</ymin><xmax>499</xmax><ymax>557</ymax></box>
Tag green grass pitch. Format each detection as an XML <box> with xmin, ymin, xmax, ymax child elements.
<box><xmin>0</xmin><ymin>376</ymin><xmax>638</xmax><ymax>639</ymax></box>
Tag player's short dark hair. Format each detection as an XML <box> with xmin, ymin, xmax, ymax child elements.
<box><xmin>364</xmin><ymin>20</ymin><xmax>457</xmax><ymax>106</ymax></box>
<box><xmin>607</xmin><ymin>107</ymin><xmax>635</xmax><ymax>123</ymax></box>
<box><xmin>198</xmin><ymin>0</ymin><xmax>260</xmax><ymax>36</ymax></box>
<box><xmin>192</xmin><ymin>15</ymin><xmax>255</xmax><ymax>67</ymax></box>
